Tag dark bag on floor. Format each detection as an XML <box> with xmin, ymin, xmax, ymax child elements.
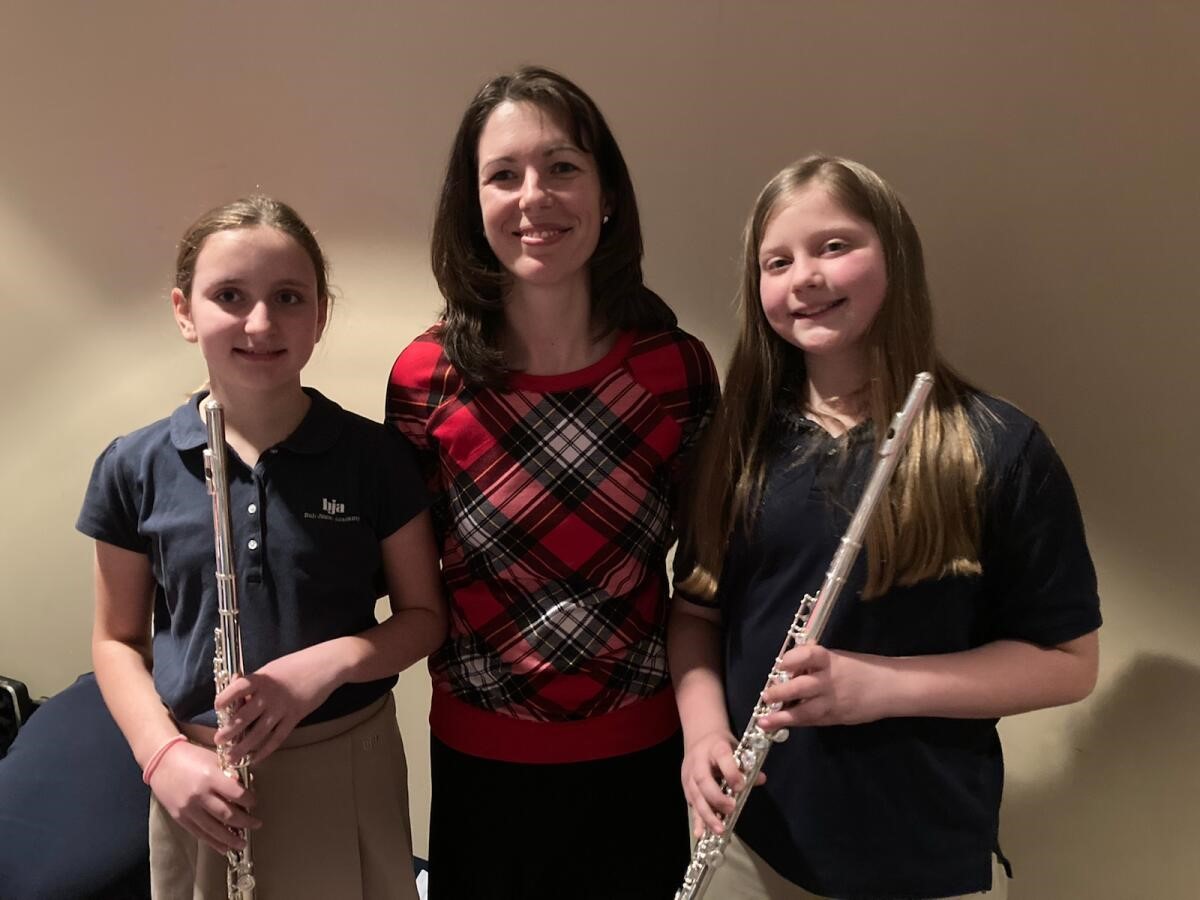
<box><xmin>0</xmin><ymin>675</ymin><xmax>38</xmax><ymax>758</ymax></box>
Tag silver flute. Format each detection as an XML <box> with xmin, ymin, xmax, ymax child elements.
<box><xmin>674</xmin><ymin>372</ymin><xmax>934</xmax><ymax>900</ymax></box>
<box><xmin>203</xmin><ymin>399</ymin><xmax>257</xmax><ymax>900</ymax></box>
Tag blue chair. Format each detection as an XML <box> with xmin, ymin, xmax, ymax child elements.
<box><xmin>0</xmin><ymin>673</ymin><xmax>150</xmax><ymax>899</ymax></box>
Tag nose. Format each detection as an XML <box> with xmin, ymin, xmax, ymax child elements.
<box><xmin>243</xmin><ymin>299</ymin><xmax>274</xmax><ymax>335</ymax></box>
<box><xmin>791</xmin><ymin>259</ymin><xmax>826</xmax><ymax>294</ymax></box>
<box><xmin>518</xmin><ymin>168</ymin><xmax>551</xmax><ymax>211</ymax></box>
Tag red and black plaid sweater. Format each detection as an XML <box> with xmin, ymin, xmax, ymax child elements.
<box><xmin>386</xmin><ymin>325</ymin><xmax>717</xmax><ymax>763</ymax></box>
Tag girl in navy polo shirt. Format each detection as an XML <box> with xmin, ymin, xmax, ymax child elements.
<box><xmin>669</xmin><ymin>156</ymin><xmax>1101</xmax><ymax>899</ymax></box>
<box><xmin>78</xmin><ymin>197</ymin><xmax>446</xmax><ymax>899</ymax></box>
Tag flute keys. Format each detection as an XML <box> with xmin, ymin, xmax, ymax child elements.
<box><xmin>701</xmin><ymin>840</ymin><xmax>727</xmax><ymax>866</ymax></box>
<box><xmin>227</xmin><ymin>859</ymin><xmax>255</xmax><ymax>897</ymax></box>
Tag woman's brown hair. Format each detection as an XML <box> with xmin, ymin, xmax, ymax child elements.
<box><xmin>430</xmin><ymin>65</ymin><xmax>675</xmax><ymax>387</ymax></box>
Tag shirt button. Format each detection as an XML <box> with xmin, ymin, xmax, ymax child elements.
<box><xmin>247</xmin><ymin>539</ymin><xmax>259</xmax><ymax>551</ymax></box>
<box><xmin>247</xmin><ymin>504</ymin><xmax>257</xmax><ymax>515</ymax></box>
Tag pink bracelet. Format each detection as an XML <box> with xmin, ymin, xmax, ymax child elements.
<box><xmin>142</xmin><ymin>734</ymin><xmax>188</xmax><ymax>785</ymax></box>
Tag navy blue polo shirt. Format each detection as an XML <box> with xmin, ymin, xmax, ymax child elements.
<box><xmin>77</xmin><ymin>388</ymin><xmax>429</xmax><ymax>727</ymax></box>
<box><xmin>701</xmin><ymin>393</ymin><xmax>1101</xmax><ymax>899</ymax></box>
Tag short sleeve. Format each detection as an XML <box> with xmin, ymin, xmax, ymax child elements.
<box><xmin>650</xmin><ymin>330</ymin><xmax>719</xmax><ymax>601</ymax></box>
<box><xmin>75</xmin><ymin>437</ymin><xmax>147</xmax><ymax>553</ymax></box>
<box><xmin>982</xmin><ymin>423</ymin><xmax>1102</xmax><ymax>646</ymax></box>
<box><xmin>671</xmin><ymin>333</ymin><xmax>720</xmax><ymax>463</ymax></box>
<box><xmin>386</xmin><ymin>330</ymin><xmax>460</xmax><ymax>543</ymax></box>
<box><xmin>371</xmin><ymin>426</ymin><xmax>432</xmax><ymax>540</ymax></box>
<box><xmin>386</xmin><ymin>329</ymin><xmax>455</xmax><ymax>484</ymax></box>
<box><xmin>386</xmin><ymin>330</ymin><xmax>450</xmax><ymax>451</ymax></box>
<box><xmin>626</xmin><ymin>329</ymin><xmax>720</xmax><ymax>528</ymax></box>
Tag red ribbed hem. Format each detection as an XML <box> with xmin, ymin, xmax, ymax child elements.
<box><xmin>429</xmin><ymin>688</ymin><xmax>680</xmax><ymax>764</ymax></box>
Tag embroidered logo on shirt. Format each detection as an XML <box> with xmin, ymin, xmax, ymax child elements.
<box><xmin>304</xmin><ymin>497</ymin><xmax>360</xmax><ymax>523</ymax></box>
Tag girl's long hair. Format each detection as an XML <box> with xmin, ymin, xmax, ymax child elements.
<box><xmin>682</xmin><ymin>156</ymin><xmax>984</xmax><ymax>601</ymax></box>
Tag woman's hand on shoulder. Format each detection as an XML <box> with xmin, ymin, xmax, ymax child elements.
<box><xmin>680</xmin><ymin>728</ymin><xmax>764</xmax><ymax>838</ymax></box>
<box><xmin>757</xmin><ymin>645</ymin><xmax>892</xmax><ymax>730</ymax></box>
<box><xmin>147</xmin><ymin>741</ymin><xmax>260</xmax><ymax>855</ymax></box>
<box><xmin>214</xmin><ymin>646</ymin><xmax>340</xmax><ymax>764</ymax></box>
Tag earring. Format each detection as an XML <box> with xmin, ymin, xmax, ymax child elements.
<box><xmin>602</xmin><ymin>214</ymin><xmax>611</xmax><ymax>225</ymax></box>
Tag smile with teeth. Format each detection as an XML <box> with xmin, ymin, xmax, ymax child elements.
<box><xmin>793</xmin><ymin>297</ymin><xmax>847</xmax><ymax>318</ymax></box>
<box><xmin>516</xmin><ymin>225</ymin><xmax>571</xmax><ymax>244</ymax></box>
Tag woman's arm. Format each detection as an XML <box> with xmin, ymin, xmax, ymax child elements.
<box><xmin>216</xmin><ymin>510</ymin><xmax>448</xmax><ymax>761</ymax></box>
<box><xmin>91</xmin><ymin>540</ymin><xmax>257</xmax><ymax>854</ymax></box>
<box><xmin>758</xmin><ymin>630</ymin><xmax>1099</xmax><ymax>729</ymax></box>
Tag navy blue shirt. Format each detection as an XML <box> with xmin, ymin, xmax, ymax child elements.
<box><xmin>702</xmin><ymin>393</ymin><xmax>1101</xmax><ymax>899</ymax></box>
<box><xmin>77</xmin><ymin>389</ymin><xmax>429</xmax><ymax>726</ymax></box>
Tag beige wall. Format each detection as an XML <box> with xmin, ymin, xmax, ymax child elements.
<box><xmin>1</xmin><ymin>2</ymin><xmax>1196</xmax><ymax>895</ymax></box>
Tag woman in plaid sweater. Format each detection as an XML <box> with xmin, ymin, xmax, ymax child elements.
<box><xmin>386</xmin><ymin>67</ymin><xmax>717</xmax><ymax>899</ymax></box>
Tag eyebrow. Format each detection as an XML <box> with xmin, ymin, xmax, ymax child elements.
<box><xmin>761</xmin><ymin>225</ymin><xmax>864</xmax><ymax>249</ymax></box>
<box><xmin>479</xmin><ymin>144</ymin><xmax>586</xmax><ymax>169</ymax></box>
<box><xmin>204</xmin><ymin>276</ymin><xmax>313</xmax><ymax>290</ymax></box>
<box><xmin>812</xmin><ymin>223</ymin><xmax>865</xmax><ymax>236</ymax></box>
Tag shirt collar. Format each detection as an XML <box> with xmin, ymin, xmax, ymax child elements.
<box><xmin>281</xmin><ymin>388</ymin><xmax>345</xmax><ymax>454</ymax></box>
<box><xmin>169</xmin><ymin>388</ymin><xmax>344</xmax><ymax>455</ymax></box>
<box><xmin>169</xmin><ymin>393</ymin><xmax>209</xmax><ymax>451</ymax></box>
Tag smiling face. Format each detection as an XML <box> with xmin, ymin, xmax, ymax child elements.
<box><xmin>172</xmin><ymin>225</ymin><xmax>327</xmax><ymax>400</ymax></box>
<box><xmin>757</xmin><ymin>184</ymin><xmax>888</xmax><ymax>370</ymax></box>
<box><xmin>476</xmin><ymin>100</ymin><xmax>607</xmax><ymax>298</ymax></box>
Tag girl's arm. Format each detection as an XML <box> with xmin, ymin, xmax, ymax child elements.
<box><xmin>92</xmin><ymin>541</ymin><xmax>258</xmax><ymax>854</ymax></box>
<box><xmin>216</xmin><ymin>510</ymin><xmax>447</xmax><ymax>762</ymax></box>
<box><xmin>762</xmin><ymin>414</ymin><xmax>1102</xmax><ymax>729</ymax></box>
<box><xmin>758</xmin><ymin>630</ymin><xmax>1099</xmax><ymax>730</ymax></box>
<box><xmin>668</xmin><ymin>597</ymin><xmax>763</xmax><ymax>837</ymax></box>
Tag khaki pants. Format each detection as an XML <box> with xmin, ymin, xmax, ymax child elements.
<box><xmin>704</xmin><ymin>833</ymin><xmax>1009</xmax><ymax>900</ymax></box>
<box><xmin>150</xmin><ymin>694</ymin><xmax>418</xmax><ymax>900</ymax></box>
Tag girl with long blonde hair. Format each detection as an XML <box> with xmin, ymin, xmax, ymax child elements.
<box><xmin>668</xmin><ymin>156</ymin><xmax>1101</xmax><ymax>899</ymax></box>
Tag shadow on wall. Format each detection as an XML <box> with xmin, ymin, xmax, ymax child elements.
<box><xmin>1002</xmin><ymin>653</ymin><xmax>1199</xmax><ymax>899</ymax></box>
